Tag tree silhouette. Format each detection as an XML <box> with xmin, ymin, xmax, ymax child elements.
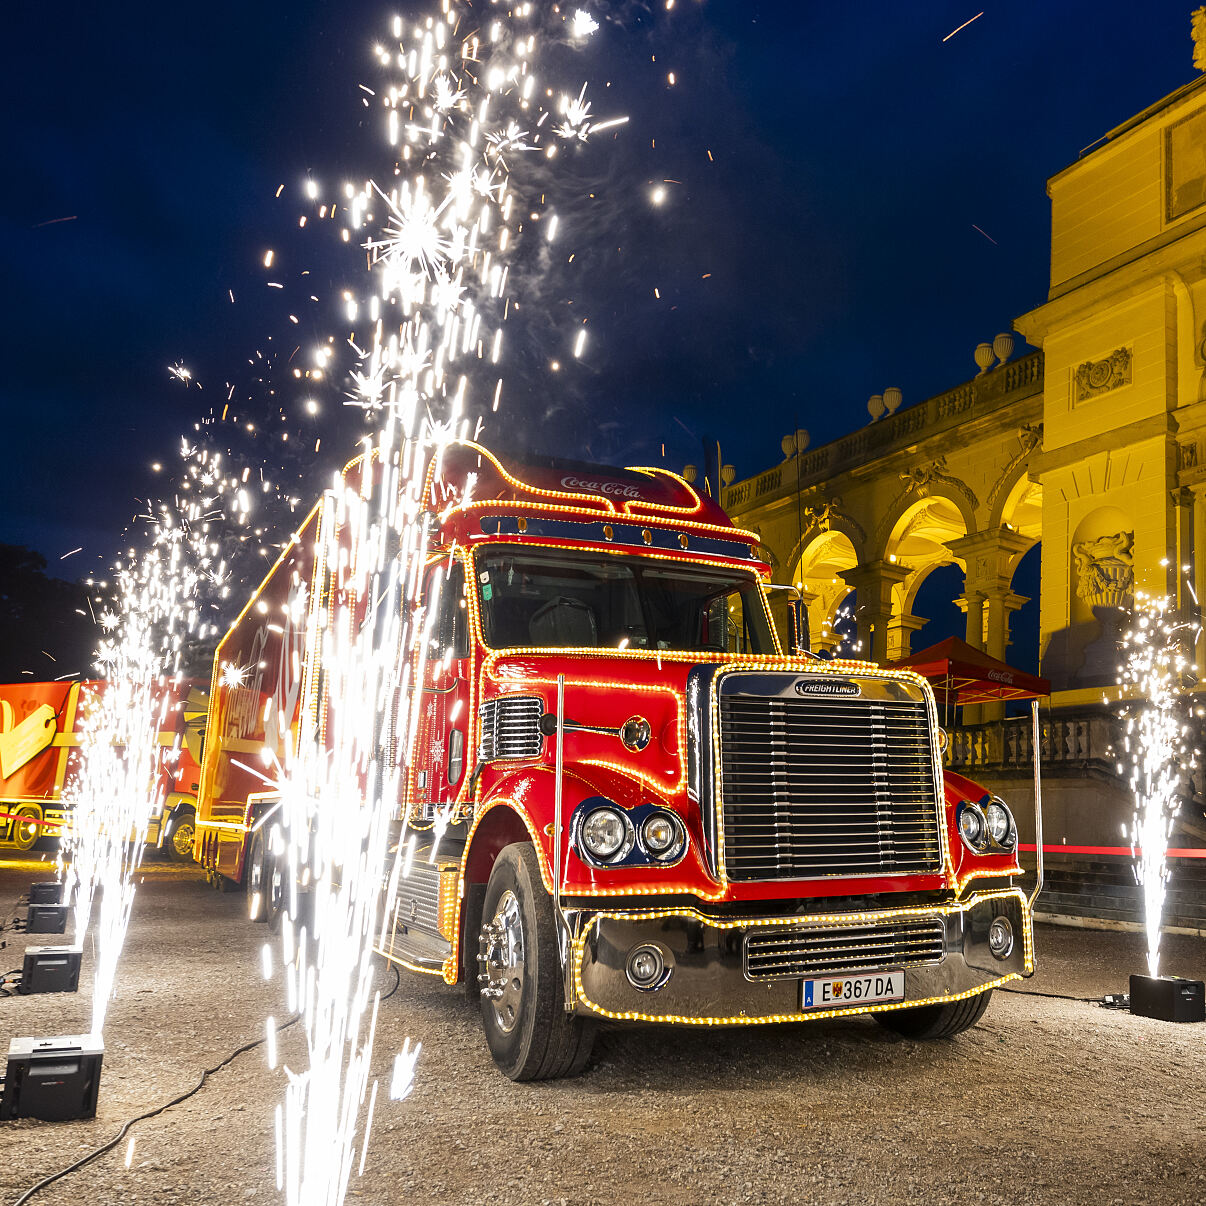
<box><xmin>0</xmin><ymin>544</ymin><xmax>97</xmax><ymax>683</ymax></box>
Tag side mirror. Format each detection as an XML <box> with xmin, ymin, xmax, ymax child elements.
<box><xmin>788</xmin><ymin>598</ymin><xmax>810</xmax><ymax>656</ymax></box>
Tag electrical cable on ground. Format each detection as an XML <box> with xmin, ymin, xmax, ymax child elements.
<box><xmin>11</xmin><ymin>1013</ymin><xmax>301</xmax><ymax>1206</ymax></box>
<box><xmin>1000</xmin><ymin>986</ymin><xmax>1108</xmax><ymax>1003</ymax></box>
<box><xmin>12</xmin><ymin>955</ymin><xmax>404</xmax><ymax>1204</ymax></box>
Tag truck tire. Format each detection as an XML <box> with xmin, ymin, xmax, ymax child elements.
<box><xmin>246</xmin><ymin>829</ymin><xmax>270</xmax><ymax>922</ymax></box>
<box><xmin>874</xmin><ymin>989</ymin><xmax>993</xmax><ymax>1040</ymax></box>
<box><xmin>10</xmin><ymin>805</ymin><xmax>41</xmax><ymax>852</ymax></box>
<box><xmin>164</xmin><ymin>808</ymin><xmax>196</xmax><ymax>863</ymax></box>
<box><xmin>478</xmin><ymin>842</ymin><xmax>595</xmax><ymax>1081</ymax></box>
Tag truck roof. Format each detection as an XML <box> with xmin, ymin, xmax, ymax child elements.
<box><xmin>427</xmin><ymin>441</ymin><xmax>749</xmax><ymax>538</ymax></box>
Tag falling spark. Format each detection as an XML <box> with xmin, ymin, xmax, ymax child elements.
<box><xmin>168</xmin><ymin>362</ymin><xmax>194</xmax><ymax>386</ymax></box>
<box><xmin>570</xmin><ymin>9</ymin><xmax>599</xmax><ymax>38</ymax></box>
<box><xmin>942</xmin><ymin>12</ymin><xmax>984</xmax><ymax>41</ymax></box>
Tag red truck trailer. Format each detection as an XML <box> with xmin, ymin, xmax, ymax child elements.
<box><xmin>0</xmin><ymin>678</ymin><xmax>205</xmax><ymax>856</ymax></box>
<box><xmin>195</xmin><ymin>440</ymin><xmax>1035</xmax><ymax>1079</ymax></box>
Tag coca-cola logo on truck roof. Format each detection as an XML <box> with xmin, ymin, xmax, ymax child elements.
<box><xmin>560</xmin><ymin>475</ymin><xmax>644</xmax><ymax>500</ymax></box>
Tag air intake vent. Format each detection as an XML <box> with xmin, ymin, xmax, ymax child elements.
<box><xmin>478</xmin><ymin>696</ymin><xmax>544</xmax><ymax>762</ymax></box>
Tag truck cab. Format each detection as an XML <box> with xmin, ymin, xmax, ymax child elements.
<box><xmin>378</xmin><ymin>443</ymin><xmax>1034</xmax><ymax>1079</ymax></box>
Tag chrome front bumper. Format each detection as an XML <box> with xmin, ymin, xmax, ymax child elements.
<box><xmin>569</xmin><ymin>889</ymin><xmax>1032</xmax><ymax>1024</ymax></box>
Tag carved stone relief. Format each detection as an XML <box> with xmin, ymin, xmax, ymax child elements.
<box><xmin>1072</xmin><ymin>530</ymin><xmax>1134</xmax><ymax>608</ymax></box>
<box><xmin>1074</xmin><ymin>347</ymin><xmax>1132</xmax><ymax>403</ymax></box>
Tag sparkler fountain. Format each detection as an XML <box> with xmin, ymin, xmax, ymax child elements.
<box><xmin>1119</xmin><ymin>592</ymin><xmax>1206</xmax><ymax>1022</ymax></box>
<box><xmin>67</xmin><ymin>444</ymin><xmax>275</xmax><ymax>1034</ymax></box>
<box><xmin>263</xmin><ymin>6</ymin><xmax>627</xmax><ymax>1199</ymax></box>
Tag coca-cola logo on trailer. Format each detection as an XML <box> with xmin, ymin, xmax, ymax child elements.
<box><xmin>560</xmin><ymin>475</ymin><xmax>644</xmax><ymax>500</ymax></box>
<box><xmin>794</xmin><ymin>678</ymin><xmax>860</xmax><ymax>697</ymax></box>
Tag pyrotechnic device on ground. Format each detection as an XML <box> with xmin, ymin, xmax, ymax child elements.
<box><xmin>1128</xmin><ymin>974</ymin><xmax>1205</xmax><ymax>1023</ymax></box>
<box><xmin>24</xmin><ymin>903</ymin><xmax>68</xmax><ymax>933</ymax></box>
<box><xmin>28</xmin><ymin>881</ymin><xmax>65</xmax><ymax>905</ymax></box>
<box><xmin>19</xmin><ymin>945</ymin><xmax>82</xmax><ymax>994</ymax></box>
<box><xmin>0</xmin><ymin>1034</ymin><xmax>103</xmax><ymax>1121</ymax></box>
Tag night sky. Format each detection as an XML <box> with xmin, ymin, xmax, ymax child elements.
<box><xmin>2</xmin><ymin>0</ymin><xmax>1199</xmax><ymax>581</ymax></box>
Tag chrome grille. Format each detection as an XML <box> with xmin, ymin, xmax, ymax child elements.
<box><xmin>744</xmin><ymin>918</ymin><xmax>946</xmax><ymax>981</ymax></box>
<box><xmin>719</xmin><ymin>690</ymin><xmax>942</xmax><ymax>881</ymax></box>
<box><xmin>478</xmin><ymin>695</ymin><xmax>544</xmax><ymax>761</ymax></box>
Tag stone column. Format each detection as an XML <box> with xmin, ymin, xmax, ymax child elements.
<box><xmin>838</xmin><ymin>561</ymin><xmax>910</xmax><ymax>664</ymax></box>
<box><xmin>887</xmin><ymin>612</ymin><xmax>929</xmax><ymax>662</ymax></box>
<box><xmin>947</xmin><ymin>527</ymin><xmax>1035</xmax><ymax>725</ymax></box>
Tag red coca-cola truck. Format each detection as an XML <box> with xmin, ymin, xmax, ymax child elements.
<box><xmin>0</xmin><ymin>678</ymin><xmax>205</xmax><ymax>857</ymax></box>
<box><xmin>195</xmin><ymin>441</ymin><xmax>1036</xmax><ymax>1080</ymax></box>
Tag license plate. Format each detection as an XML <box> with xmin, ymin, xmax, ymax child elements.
<box><xmin>801</xmin><ymin>972</ymin><xmax>905</xmax><ymax>1010</ymax></box>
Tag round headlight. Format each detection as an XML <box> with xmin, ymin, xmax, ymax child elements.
<box><xmin>581</xmin><ymin>807</ymin><xmax>628</xmax><ymax>860</ymax></box>
<box><xmin>640</xmin><ymin>812</ymin><xmax>682</xmax><ymax>858</ymax></box>
<box><xmin>958</xmin><ymin>803</ymin><xmax>987</xmax><ymax>850</ymax></box>
<box><xmin>985</xmin><ymin>799</ymin><xmax>1013</xmax><ymax>844</ymax></box>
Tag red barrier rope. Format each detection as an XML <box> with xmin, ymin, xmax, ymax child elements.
<box><xmin>1019</xmin><ymin>843</ymin><xmax>1206</xmax><ymax>859</ymax></box>
<box><xmin>0</xmin><ymin>809</ymin><xmax>61</xmax><ymax>829</ymax></box>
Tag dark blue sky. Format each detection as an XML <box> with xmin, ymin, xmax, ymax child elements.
<box><xmin>1</xmin><ymin>0</ymin><xmax>1199</xmax><ymax>578</ymax></box>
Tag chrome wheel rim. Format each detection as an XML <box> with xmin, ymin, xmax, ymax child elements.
<box><xmin>15</xmin><ymin>810</ymin><xmax>38</xmax><ymax>849</ymax></box>
<box><xmin>479</xmin><ymin>890</ymin><xmax>525</xmax><ymax>1034</ymax></box>
<box><xmin>172</xmin><ymin>821</ymin><xmax>194</xmax><ymax>859</ymax></box>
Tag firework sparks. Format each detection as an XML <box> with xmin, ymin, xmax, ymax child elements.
<box><xmin>260</xmin><ymin>5</ymin><xmax>626</xmax><ymax>1200</ymax></box>
<box><xmin>66</xmin><ymin>441</ymin><xmax>286</xmax><ymax>1034</ymax></box>
<box><xmin>1120</xmin><ymin>594</ymin><xmax>1196</xmax><ymax>978</ymax></box>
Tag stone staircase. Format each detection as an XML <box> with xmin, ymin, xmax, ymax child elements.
<box><xmin>1035</xmin><ymin>856</ymin><xmax>1206</xmax><ymax>934</ymax></box>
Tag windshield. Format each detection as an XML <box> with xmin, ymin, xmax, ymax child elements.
<box><xmin>475</xmin><ymin>547</ymin><xmax>776</xmax><ymax>654</ymax></box>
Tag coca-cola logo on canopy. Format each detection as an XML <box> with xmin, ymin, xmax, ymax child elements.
<box><xmin>560</xmin><ymin>475</ymin><xmax>644</xmax><ymax>500</ymax></box>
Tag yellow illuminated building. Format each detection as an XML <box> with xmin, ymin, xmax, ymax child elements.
<box><xmin>727</xmin><ymin>56</ymin><xmax>1206</xmax><ymax>855</ymax></box>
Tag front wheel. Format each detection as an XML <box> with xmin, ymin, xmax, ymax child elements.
<box><xmin>874</xmin><ymin>989</ymin><xmax>993</xmax><ymax>1040</ymax></box>
<box><xmin>478</xmin><ymin>843</ymin><xmax>595</xmax><ymax>1081</ymax></box>
<box><xmin>164</xmin><ymin>808</ymin><xmax>196</xmax><ymax>863</ymax></box>
<box><xmin>246</xmin><ymin>828</ymin><xmax>271</xmax><ymax>922</ymax></box>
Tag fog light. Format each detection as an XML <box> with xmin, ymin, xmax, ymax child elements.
<box><xmin>987</xmin><ymin>916</ymin><xmax>1014</xmax><ymax>959</ymax></box>
<box><xmin>625</xmin><ymin>944</ymin><xmax>668</xmax><ymax>991</ymax></box>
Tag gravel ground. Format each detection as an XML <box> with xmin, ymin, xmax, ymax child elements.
<box><xmin>1</xmin><ymin>851</ymin><xmax>1205</xmax><ymax>1206</ymax></box>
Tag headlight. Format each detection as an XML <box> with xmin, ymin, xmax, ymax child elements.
<box><xmin>640</xmin><ymin>812</ymin><xmax>685</xmax><ymax>861</ymax></box>
<box><xmin>957</xmin><ymin>802</ymin><xmax>988</xmax><ymax>851</ymax></box>
<box><xmin>985</xmin><ymin>798</ymin><xmax>1014</xmax><ymax>846</ymax></box>
<box><xmin>581</xmin><ymin>807</ymin><xmax>630</xmax><ymax>860</ymax></box>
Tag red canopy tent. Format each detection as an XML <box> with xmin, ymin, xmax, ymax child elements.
<box><xmin>892</xmin><ymin>636</ymin><xmax>1050</xmax><ymax>714</ymax></box>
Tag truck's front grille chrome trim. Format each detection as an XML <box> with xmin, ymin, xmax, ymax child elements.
<box><xmin>743</xmin><ymin>918</ymin><xmax>946</xmax><ymax>981</ymax></box>
<box><xmin>718</xmin><ymin>689</ymin><xmax>943</xmax><ymax>881</ymax></box>
<box><xmin>478</xmin><ymin>695</ymin><xmax>544</xmax><ymax>761</ymax></box>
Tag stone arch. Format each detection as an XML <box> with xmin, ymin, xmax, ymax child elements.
<box><xmin>872</xmin><ymin>482</ymin><xmax>976</xmax><ymax>564</ymax></box>
<box><xmin>988</xmin><ymin>464</ymin><xmax>1041</xmax><ymax>536</ymax></box>
<box><xmin>790</xmin><ymin>529</ymin><xmax>859</xmax><ymax>654</ymax></box>
<box><xmin>781</xmin><ymin>510</ymin><xmax>866</xmax><ymax>584</ymax></box>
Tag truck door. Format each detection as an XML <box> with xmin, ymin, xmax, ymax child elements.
<box><xmin>416</xmin><ymin>560</ymin><xmax>470</xmax><ymax>815</ymax></box>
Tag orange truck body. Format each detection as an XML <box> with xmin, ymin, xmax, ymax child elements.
<box><xmin>0</xmin><ymin>678</ymin><xmax>205</xmax><ymax>852</ymax></box>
